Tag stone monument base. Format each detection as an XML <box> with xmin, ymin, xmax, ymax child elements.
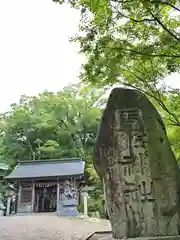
<box><xmin>57</xmin><ymin>198</ymin><xmax>79</xmax><ymax>217</ymax></box>
<box><xmin>85</xmin><ymin>232</ymin><xmax>180</xmax><ymax>240</ymax></box>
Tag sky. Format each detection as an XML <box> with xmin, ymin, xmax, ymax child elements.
<box><xmin>0</xmin><ymin>0</ymin><xmax>179</xmax><ymax>113</ymax></box>
<box><xmin>0</xmin><ymin>0</ymin><xmax>84</xmax><ymax>112</ymax></box>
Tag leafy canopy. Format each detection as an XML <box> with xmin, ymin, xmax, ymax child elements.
<box><xmin>0</xmin><ymin>84</ymin><xmax>106</xmax><ymax>184</ymax></box>
<box><xmin>53</xmin><ymin>0</ymin><xmax>180</xmax><ymax>149</ymax></box>
<box><xmin>54</xmin><ymin>0</ymin><xmax>180</xmax><ymax>84</ymax></box>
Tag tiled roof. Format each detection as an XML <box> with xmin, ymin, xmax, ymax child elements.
<box><xmin>5</xmin><ymin>158</ymin><xmax>85</xmax><ymax>180</ymax></box>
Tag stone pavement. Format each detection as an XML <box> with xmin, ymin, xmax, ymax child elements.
<box><xmin>0</xmin><ymin>213</ymin><xmax>111</xmax><ymax>240</ymax></box>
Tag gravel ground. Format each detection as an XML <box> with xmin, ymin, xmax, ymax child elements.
<box><xmin>0</xmin><ymin>214</ymin><xmax>111</xmax><ymax>240</ymax></box>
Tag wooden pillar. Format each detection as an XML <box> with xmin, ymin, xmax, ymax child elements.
<box><xmin>36</xmin><ymin>193</ymin><xmax>39</xmax><ymax>213</ymax></box>
<box><xmin>31</xmin><ymin>182</ymin><xmax>35</xmax><ymax>212</ymax></box>
<box><xmin>17</xmin><ymin>183</ymin><xmax>22</xmax><ymax>212</ymax></box>
<box><xmin>56</xmin><ymin>182</ymin><xmax>60</xmax><ymax>212</ymax></box>
<box><xmin>11</xmin><ymin>195</ymin><xmax>16</xmax><ymax>214</ymax></box>
<box><xmin>41</xmin><ymin>196</ymin><xmax>44</xmax><ymax>212</ymax></box>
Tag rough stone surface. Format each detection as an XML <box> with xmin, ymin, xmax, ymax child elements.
<box><xmin>0</xmin><ymin>214</ymin><xmax>110</xmax><ymax>240</ymax></box>
<box><xmin>94</xmin><ymin>88</ymin><xmax>180</xmax><ymax>238</ymax></box>
<box><xmin>88</xmin><ymin>234</ymin><xmax>180</xmax><ymax>240</ymax></box>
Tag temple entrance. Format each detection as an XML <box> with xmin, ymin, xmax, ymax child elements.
<box><xmin>34</xmin><ymin>185</ymin><xmax>57</xmax><ymax>213</ymax></box>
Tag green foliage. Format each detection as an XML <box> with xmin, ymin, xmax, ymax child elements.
<box><xmin>0</xmin><ymin>183</ymin><xmax>8</xmax><ymax>196</ymax></box>
<box><xmin>0</xmin><ymin>84</ymin><xmax>106</xmax><ymax>184</ymax></box>
<box><xmin>162</xmin><ymin>90</ymin><xmax>180</xmax><ymax>161</ymax></box>
<box><xmin>87</xmin><ymin>181</ymin><xmax>105</xmax><ymax>216</ymax></box>
<box><xmin>88</xmin><ymin>199</ymin><xmax>102</xmax><ymax>212</ymax></box>
<box><xmin>55</xmin><ymin>0</ymin><xmax>180</xmax><ymax>82</ymax></box>
<box><xmin>88</xmin><ymin>196</ymin><xmax>106</xmax><ymax>217</ymax></box>
<box><xmin>54</xmin><ymin>1</ymin><xmax>180</xmax><ymax>165</ymax></box>
<box><xmin>54</xmin><ymin>0</ymin><xmax>180</xmax><ymax>130</ymax></box>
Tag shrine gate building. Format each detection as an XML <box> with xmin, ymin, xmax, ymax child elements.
<box><xmin>5</xmin><ymin>158</ymin><xmax>85</xmax><ymax>215</ymax></box>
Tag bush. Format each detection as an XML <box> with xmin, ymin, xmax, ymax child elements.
<box><xmin>88</xmin><ymin>200</ymin><xmax>101</xmax><ymax>212</ymax></box>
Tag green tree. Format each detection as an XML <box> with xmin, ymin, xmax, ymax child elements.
<box><xmin>54</xmin><ymin>0</ymin><xmax>180</xmax><ymax>78</ymax></box>
<box><xmin>160</xmin><ymin>90</ymin><xmax>180</xmax><ymax>160</ymax></box>
<box><xmin>0</xmin><ymin>84</ymin><xmax>106</xmax><ymax>184</ymax></box>
<box><xmin>54</xmin><ymin>0</ymin><xmax>180</xmax><ymax>126</ymax></box>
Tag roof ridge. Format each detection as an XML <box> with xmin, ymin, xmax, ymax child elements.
<box><xmin>18</xmin><ymin>158</ymin><xmax>83</xmax><ymax>165</ymax></box>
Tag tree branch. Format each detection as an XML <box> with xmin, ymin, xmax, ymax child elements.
<box><xmin>113</xmin><ymin>6</ymin><xmax>154</xmax><ymax>22</ymax></box>
<box><xmin>123</xmin><ymin>81</ymin><xmax>180</xmax><ymax>126</ymax></box>
<box><xmin>111</xmin><ymin>0</ymin><xmax>180</xmax><ymax>12</ymax></box>
<box><xmin>150</xmin><ymin>12</ymin><xmax>180</xmax><ymax>41</ymax></box>
<box><xmin>111</xmin><ymin>0</ymin><xmax>132</xmax><ymax>3</ymax></box>
<box><xmin>121</xmin><ymin>64</ymin><xmax>180</xmax><ymax>126</ymax></box>
<box><xmin>110</xmin><ymin>46</ymin><xmax>180</xmax><ymax>58</ymax></box>
<box><xmin>112</xmin><ymin>0</ymin><xmax>180</xmax><ymax>41</ymax></box>
<box><xmin>151</xmin><ymin>1</ymin><xmax>180</xmax><ymax>12</ymax></box>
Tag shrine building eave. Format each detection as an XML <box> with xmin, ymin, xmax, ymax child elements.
<box><xmin>5</xmin><ymin>158</ymin><xmax>85</xmax><ymax>181</ymax></box>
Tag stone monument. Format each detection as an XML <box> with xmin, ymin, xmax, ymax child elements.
<box><xmin>94</xmin><ymin>88</ymin><xmax>180</xmax><ymax>238</ymax></box>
